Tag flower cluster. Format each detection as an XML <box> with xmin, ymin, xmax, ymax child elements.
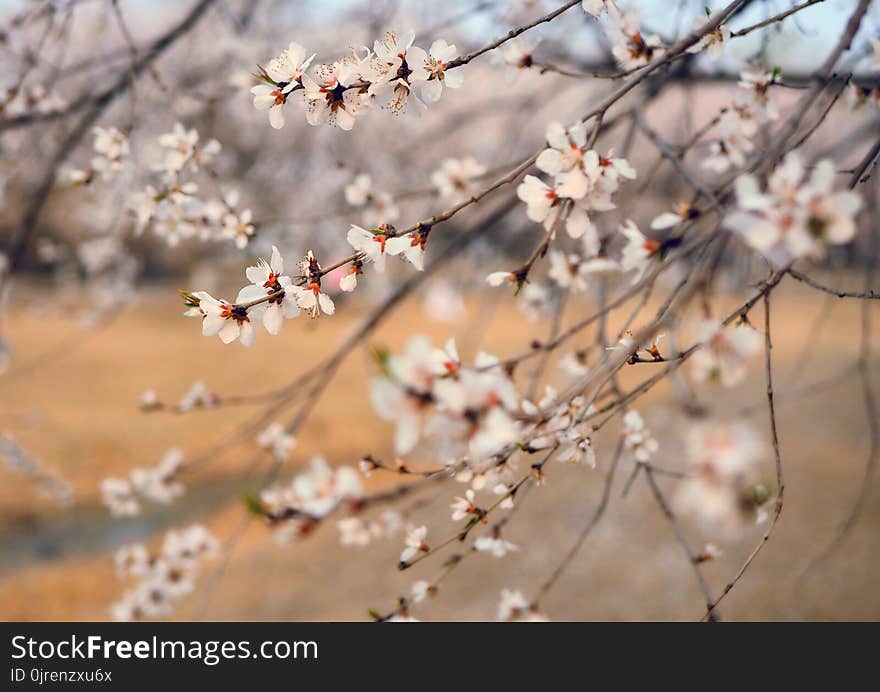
<box><xmin>675</xmin><ymin>421</ymin><xmax>768</xmax><ymax>540</ymax></box>
<box><xmin>1</xmin><ymin>83</ymin><xmax>66</xmax><ymax>118</ymax></box>
<box><xmin>400</xmin><ymin>525</ymin><xmax>430</xmax><ymax>564</ymax></box>
<box><xmin>138</xmin><ymin>381</ymin><xmax>220</xmax><ymax>413</ymax></box>
<box><xmin>622</xmin><ymin>410</ymin><xmax>658</xmax><ymax>462</ymax></box>
<box><xmin>127</xmin><ymin>124</ymin><xmax>253</xmax><ymax>248</ymax></box>
<box><xmin>686</xmin><ymin>11</ymin><xmax>732</xmax><ymax>60</ymax></box>
<box><xmin>691</xmin><ymin>321</ymin><xmax>762</xmax><ymax>387</ymax></box>
<box><xmin>522</xmin><ymin>386</ymin><xmax>599</xmax><ymax>468</ymax></box>
<box><xmin>184</xmin><ymin>247</ymin><xmax>335</xmax><ymax>347</ymax></box>
<box><xmin>548</xmin><ymin>244</ymin><xmax>619</xmax><ymax>294</ymax></box>
<box><xmin>606</xmin><ymin>13</ymin><xmax>664</xmax><ymax>71</ymax></box>
<box><xmin>111</xmin><ymin>525</ymin><xmax>218</xmax><ymax>621</ymax></box>
<box><xmin>345</xmin><ymin>173</ymin><xmax>400</xmax><ymax>227</ymax></box>
<box><xmin>64</xmin><ymin>126</ymin><xmax>130</xmax><ymax>186</ymax></box>
<box><xmin>259</xmin><ymin>457</ymin><xmax>363</xmax><ymax>541</ymax></box>
<box><xmin>492</xmin><ymin>36</ymin><xmax>540</xmax><ymax>82</ymax></box>
<box><xmin>725</xmin><ymin>153</ymin><xmax>862</xmax><ymax>266</ymax></box>
<box><xmin>520</xmin><ymin>120</ymin><xmax>636</xmax><ymax>242</ymax></box>
<box><xmin>346</xmin><ymin>223</ymin><xmax>427</xmax><ymax>276</ymax></box>
<box><xmin>101</xmin><ymin>448</ymin><xmax>185</xmax><ymax>516</ymax></box>
<box><xmin>497</xmin><ymin>589</ymin><xmax>549</xmax><ymax>622</ymax></box>
<box><xmin>431</xmin><ymin>157</ymin><xmax>487</xmax><ymax>203</ymax></box>
<box><xmin>250</xmin><ymin>32</ymin><xmax>463</xmax><ymax>131</ymax></box>
<box><xmin>703</xmin><ymin>69</ymin><xmax>780</xmax><ymax>174</ymax></box>
<box><xmin>337</xmin><ymin>511</ymin><xmax>402</xmax><ymax>548</ymax></box>
<box><xmin>582</xmin><ymin>0</ymin><xmax>620</xmax><ymax>20</ymax></box>
<box><xmin>257</xmin><ymin>423</ymin><xmax>296</xmax><ymax>463</ymax></box>
<box><xmin>370</xmin><ymin>336</ymin><xmax>521</xmax><ymax>464</ymax></box>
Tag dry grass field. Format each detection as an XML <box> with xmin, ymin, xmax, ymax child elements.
<box><xmin>0</xmin><ymin>275</ymin><xmax>878</xmax><ymax>621</ymax></box>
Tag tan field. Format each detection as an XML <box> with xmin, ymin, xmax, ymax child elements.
<box><xmin>0</xmin><ymin>275</ymin><xmax>878</xmax><ymax>621</ymax></box>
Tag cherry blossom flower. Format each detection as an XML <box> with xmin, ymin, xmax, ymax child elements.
<box><xmin>582</xmin><ymin>0</ymin><xmax>620</xmax><ymax>18</ymax></box>
<box><xmin>129</xmin><ymin>448</ymin><xmax>185</xmax><ymax>505</ymax></box>
<box><xmin>517</xmin><ymin>174</ymin><xmax>566</xmax><ymax>229</ymax></box>
<box><xmin>347</xmin><ymin>224</ymin><xmax>393</xmax><ymax>272</ymax></box>
<box><xmin>344</xmin><ymin>174</ymin><xmax>400</xmax><ymax>227</ymax></box>
<box><xmin>91</xmin><ymin>126</ymin><xmax>129</xmax><ymax>175</ymax></box>
<box><xmin>365</xmin><ymin>31</ymin><xmax>426</xmax><ymax>116</ymax></box>
<box><xmin>222</xmin><ymin>207</ymin><xmax>255</xmax><ymax>249</ymax></box>
<box><xmin>138</xmin><ymin>389</ymin><xmax>159</xmax><ymax>411</ymax></box>
<box><xmin>265</xmin><ymin>41</ymin><xmax>316</xmax><ymax>85</ymax></box>
<box><xmin>486</xmin><ymin>271</ymin><xmax>518</xmax><ymax>287</ymax></box>
<box><xmin>737</xmin><ymin>68</ymin><xmax>780</xmax><ymax>122</ymax></box>
<box><xmin>687</xmin><ymin>13</ymin><xmax>731</xmax><ymax>59</ymax></box>
<box><xmin>111</xmin><ymin>524</ymin><xmax>218</xmax><ymax>621</ymax></box>
<box><xmin>548</xmin><ymin>250</ymin><xmax>594</xmax><ymax>293</ymax></box>
<box><xmin>198</xmin><ymin>291</ymin><xmax>257</xmax><ymax>346</ymax></box>
<box><xmin>607</xmin><ymin>331</ymin><xmax>665</xmax><ymax>362</ymax></box>
<box><xmin>101</xmin><ymin>477</ymin><xmax>140</xmax><ymax>517</ymax></box>
<box><xmin>725</xmin><ymin>153</ymin><xmax>862</xmax><ymax>266</ymax></box>
<box><xmin>339</xmin><ymin>261</ymin><xmax>363</xmax><ymax>292</ymax></box>
<box><xmin>261</xmin><ymin>457</ymin><xmax>362</xmax><ymax>540</ymax></box>
<box><xmin>385</xmin><ymin>229</ymin><xmax>428</xmax><ymax>271</ymax></box>
<box><xmin>62</xmin><ymin>167</ymin><xmax>96</xmax><ymax>186</ymax></box>
<box><xmin>698</xmin><ymin>543</ymin><xmax>723</xmax><ymax>562</ymax></box>
<box><xmin>558</xmin><ymin>351</ymin><xmax>590</xmax><ymax>379</ymax></box>
<box><xmin>466</xmin><ymin>401</ymin><xmax>521</xmax><ymax>462</ymax></box>
<box><xmin>407</xmin><ymin>39</ymin><xmax>463</xmax><ymax>103</ymax></box>
<box><xmin>177</xmin><ymin>381</ymin><xmax>217</xmax><ymax>411</ymax></box>
<box><xmin>400</xmin><ymin>525</ymin><xmax>429</xmax><ymax>563</ymax></box>
<box><xmin>157</xmin><ymin>123</ymin><xmax>220</xmax><ymax>175</ymax></box>
<box><xmin>302</xmin><ymin>56</ymin><xmax>367</xmax><ymax>130</ymax></box>
<box><xmin>450</xmin><ymin>488</ymin><xmax>478</xmax><ymax>521</ymax></box>
<box><xmin>291</xmin><ymin>283</ymin><xmax>335</xmax><ymax>317</ymax></box>
<box><xmin>336</xmin><ymin>518</ymin><xmax>373</xmax><ymax>547</ymax></box>
<box><xmin>691</xmin><ymin>321</ymin><xmax>762</xmax><ymax>387</ymax></box>
<box><xmin>675</xmin><ymin>421</ymin><xmax>765</xmax><ymax>540</ymax></box>
<box><xmin>556</xmin><ymin>427</ymin><xmax>597</xmax><ymax>467</ymax></box>
<box><xmin>411</xmin><ymin>579</ymin><xmax>437</xmax><ymax>603</ymax></box>
<box><xmin>497</xmin><ymin>589</ymin><xmax>548</xmax><ymax>621</ymax></box>
<box><xmin>251</xmin><ymin>42</ymin><xmax>316</xmax><ymax>129</ymax></box>
<box><xmin>493</xmin><ymin>36</ymin><xmax>540</xmax><ymax>80</ymax></box>
<box><xmin>423</xmin><ymin>280</ymin><xmax>466</xmax><ymax>322</ymax></box>
<box><xmin>530</xmin><ymin>125</ymin><xmax>635</xmax><ymax>237</ymax></box>
<box><xmin>497</xmin><ymin>588</ymin><xmax>529</xmax><ymax>620</ymax></box>
<box><xmin>431</xmin><ymin>157</ymin><xmax>486</xmax><ymax>203</ymax></box>
<box><xmin>370</xmin><ymin>336</ymin><xmax>436</xmax><ymax>454</ymax></box>
<box><xmin>431</xmin><ymin>337</ymin><xmax>461</xmax><ymax>377</ymax></box>
<box><xmin>290</xmin><ymin>251</ymin><xmax>335</xmax><ymax>317</ymax></box>
<box><xmin>651</xmin><ymin>202</ymin><xmax>699</xmax><ymax>230</ymax></box>
<box><xmin>536</xmin><ymin>121</ymin><xmax>589</xmax><ymax>177</ymax></box>
<box><xmin>609</xmin><ymin>14</ymin><xmax>664</xmax><ymax>70</ymax></box>
<box><xmin>517</xmin><ymin>282</ymin><xmax>551</xmax><ymax>320</ymax></box>
<box><xmin>257</xmin><ymin>423</ymin><xmax>296</xmax><ymax>462</ymax></box>
<box><xmin>622</xmin><ymin>410</ymin><xmax>658</xmax><ymax>462</ymax></box>
<box><xmin>619</xmin><ymin>220</ymin><xmax>660</xmax><ymax>284</ymax></box>
<box><xmin>475</xmin><ymin>535</ymin><xmax>519</xmax><ymax>557</ymax></box>
<box><xmin>238</xmin><ymin>246</ymin><xmax>300</xmax><ymax>334</ymax></box>
<box><xmin>115</xmin><ymin>543</ymin><xmax>150</xmax><ymax>578</ymax></box>
<box><xmin>704</xmin><ymin>138</ymin><xmax>751</xmax><ymax>176</ymax></box>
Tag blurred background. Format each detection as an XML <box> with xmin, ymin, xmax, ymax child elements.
<box><xmin>1</xmin><ymin>0</ymin><xmax>879</xmax><ymax>620</ymax></box>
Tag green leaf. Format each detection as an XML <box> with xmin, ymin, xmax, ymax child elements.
<box><xmin>243</xmin><ymin>490</ymin><xmax>269</xmax><ymax>517</ymax></box>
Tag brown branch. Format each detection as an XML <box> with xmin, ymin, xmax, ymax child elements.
<box><xmin>703</xmin><ymin>292</ymin><xmax>784</xmax><ymax>620</ymax></box>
